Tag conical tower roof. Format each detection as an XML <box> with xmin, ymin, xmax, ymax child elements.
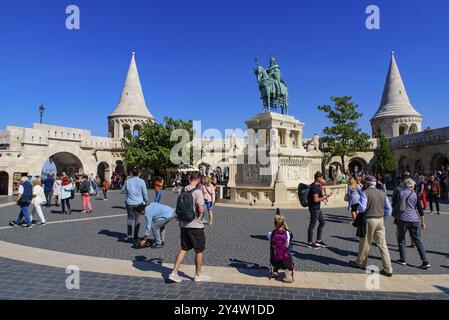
<box><xmin>371</xmin><ymin>52</ymin><xmax>421</xmax><ymax>120</ymax></box>
<box><xmin>109</xmin><ymin>52</ymin><xmax>154</xmax><ymax>119</ymax></box>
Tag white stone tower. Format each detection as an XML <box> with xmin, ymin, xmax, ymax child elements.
<box><xmin>108</xmin><ymin>52</ymin><xmax>154</xmax><ymax>139</ymax></box>
<box><xmin>370</xmin><ymin>52</ymin><xmax>422</xmax><ymax>138</ymax></box>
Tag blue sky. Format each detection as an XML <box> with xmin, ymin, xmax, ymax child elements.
<box><xmin>1</xmin><ymin>0</ymin><xmax>448</xmax><ymax>137</ymax></box>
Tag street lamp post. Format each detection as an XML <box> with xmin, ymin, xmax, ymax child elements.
<box><xmin>39</xmin><ymin>104</ymin><xmax>45</xmax><ymax>124</ymax></box>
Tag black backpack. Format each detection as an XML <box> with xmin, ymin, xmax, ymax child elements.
<box><xmin>297</xmin><ymin>183</ymin><xmax>310</xmax><ymax>208</ymax></box>
<box><xmin>80</xmin><ymin>181</ymin><xmax>89</xmax><ymax>193</ymax></box>
<box><xmin>176</xmin><ymin>187</ymin><xmax>197</xmax><ymax>222</ymax></box>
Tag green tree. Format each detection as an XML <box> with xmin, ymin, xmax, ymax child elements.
<box><xmin>375</xmin><ymin>134</ymin><xmax>396</xmax><ymax>174</ymax></box>
<box><xmin>318</xmin><ymin>96</ymin><xmax>371</xmax><ymax>170</ymax></box>
<box><xmin>121</xmin><ymin>116</ymin><xmax>194</xmax><ymax>174</ymax></box>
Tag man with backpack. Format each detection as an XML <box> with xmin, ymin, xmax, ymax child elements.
<box><xmin>121</xmin><ymin>167</ymin><xmax>149</xmax><ymax>242</ymax></box>
<box><xmin>169</xmin><ymin>172</ymin><xmax>210</xmax><ymax>283</ymax></box>
<box><xmin>307</xmin><ymin>171</ymin><xmax>330</xmax><ymax>249</ymax></box>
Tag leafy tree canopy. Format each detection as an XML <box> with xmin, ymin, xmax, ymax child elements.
<box><xmin>121</xmin><ymin>116</ymin><xmax>194</xmax><ymax>172</ymax></box>
<box><xmin>318</xmin><ymin>96</ymin><xmax>371</xmax><ymax>169</ymax></box>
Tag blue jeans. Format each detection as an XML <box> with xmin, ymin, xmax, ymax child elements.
<box><xmin>155</xmin><ymin>190</ymin><xmax>162</xmax><ymax>203</ymax></box>
<box><xmin>16</xmin><ymin>203</ymin><xmax>32</xmax><ymax>225</ymax></box>
<box><xmin>397</xmin><ymin>220</ymin><xmax>427</xmax><ymax>262</ymax></box>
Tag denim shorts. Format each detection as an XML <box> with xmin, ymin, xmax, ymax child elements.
<box><xmin>205</xmin><ymin>201</ymin><xmax>213</xmax><ymax>210</ymax></box>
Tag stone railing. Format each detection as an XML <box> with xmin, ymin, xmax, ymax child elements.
<box><xmin>390</xmin><ymin>126</ymin><xmax>449</xmax><ymax>149</ymax></box>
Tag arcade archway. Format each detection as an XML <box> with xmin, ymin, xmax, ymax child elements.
<box><xmin>97</xmin><ymin>162</ymin><xmax>111</xmax><ymax>182</ymax></box>
<box><xmin>45</xmin><ymin>152</ymin><xmax>84</xmax><ymax>177</ymax></box>
<box><xmin>348</xmin><ymin>158</ymin><xmax>368</xmax><ymax>175</ymax></box>
<box><xmin>431</xmin><ymin>153</ymin><xmax>449</xmax><ymax>171</ymax></box>
<box><xmin>0</xmin><ymin>171</ymin><xmax>8</xmax><ymax>195</ymax></box>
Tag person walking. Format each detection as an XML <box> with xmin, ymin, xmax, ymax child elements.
<box><xmin>200</xmin><ymin>176</ymin><xmax>215</xmax><ymax>226</ymax></box>
<box><xmin>101</xmin><ymin>179</ymin><xmax>108</xmax><ymax>200</ymax></box>
<box><xmin>347</xmin><ymin>177</ymin><xmax>362</xmax><ymax>221</ymax></box>
<box><xmin>43</xmin><ymin>174</ymin><xmax>54</xmax><ymax>207</ymax></box>
<box><xmin>396</xmin><ymin>179</ymin><xmax>431</xmax><ymax>269</ymax></box>
<box><xmin>154</xmin><ymin>176</ymin><xmax>163</xmax><ymax>203</ymax></box>
<box><xmin>307</xmin><ymin>171</ymin><xmax>330</xmax><ymax>249</ymax></box>
<box><xmin>30</xmin><ymin>179</ymin><xmax>47</xmax><ymax>225</ymax></box>
<box><xmin>53</xmin><ymin>176</ymin><xmax>62</xmax><ymax>206</ymax></box>
<box><xmin>79</xmin><ymin>175</ymin><xmax>93</xmax><ymax>213</ymax></box>
<box><xmin>121</xmin><ymin>167</ymin><xmax>148</xmax><ymax>242</ymax></box>
<box><xmin>93</xmin><ymin>175</ymin><xmax>100</xmax><ymax>198</ymax></box>
<box><xmin>427</xmin><ymin>175</ymin><xmax>440</xmax><ymax>215</ymax></box>
<box><xmin>350</xmin><ymin>176</ymin><xmax>394</xmax><ymax>277</ymax></box>
<box><xmin>417</xmin><ymin>175</ymin><xmax>427</xmax><ymax>211</ymax></box>
<box><xmin>9</xmin><ymin>176</ymin><xmax>33</xmax><ymax>228</ymax></box>
<box><xmin>137</xmin><ymin>202</ymin><xmax>175</xmax><ymax>248</ymax></box>
<box><xmin>60</xmin><ymin>176</ymin><xmax>73</xmax><ymax>214</ymax></box>
<box><xmin>169</xmin><ymin>172</ymin><xmax>210</xmax><ymax>283</ymax></box>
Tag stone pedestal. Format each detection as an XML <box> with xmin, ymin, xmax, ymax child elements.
<box><xmin>223</xmin><ymin>112</ymin><xmax>324</xmax><ymax>207</ymax></box>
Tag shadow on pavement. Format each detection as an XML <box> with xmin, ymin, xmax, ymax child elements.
<box><xmin>228</xmin><ymin>258</ymin><xmax>269</xmax><ymax>278</ymax></box>
<box><xmin>250</xmin><ymin>234</ymin><xmax>268</xmax><ymax>241</ymax></box>
<box><xmin>332</xmin><ymin>235</ymin><xmax>359</xmax><ymax>243</ymax></box>
<box><xmin>98</xmin><ymin>229</ymin><xmax>132</xmax><ymax>244</ymax></box>
<box><xmin>292</xmin><ymin>250</ymin><xmax>352</xmax><ymax>268</ymax></box>
<box><xmin>434</xmin><ymin>285</ymin><xmax>449</xmax><ymax>294</ymax></box>
<box><xmin>132</xmin><ymin>255</ymin><xmax>193</xmax><ymax>282</ymax></box>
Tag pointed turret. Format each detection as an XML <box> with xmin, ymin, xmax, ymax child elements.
<box><xmin>372</xmin><ymin>52</ymin><xmax>421</xmax><ymax>119</ymax></box>
<box><xmin>109</xmin><ymin>52</ymin><xmax>154</xmax><ymax>119</ymax></box>
<box><xmin>108</xmin><ymin>53</ymin><xmax>154</xmax><ymax>139</ymax></box>
<box><xmin>371</xmin><ymin>52</ymin><xmax>422</xmax><ymax>138</ymax></box>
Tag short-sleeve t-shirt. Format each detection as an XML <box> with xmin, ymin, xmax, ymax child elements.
<box><xmin>308</xmin><ymin>183</ymin><xmax>322</xmax><ymax>210</ymax></box>
<box><xmin>179</xmin><ymin>184</ymin><xmax>205</xmax><ymax>229</ymax></box>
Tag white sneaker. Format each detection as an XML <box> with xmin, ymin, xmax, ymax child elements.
<box><xmin>168</xmin><ymin>272</ymin><xmax>183</xmax><ymax>283</ymax></box>
<box><xmin>194</xmin><ymin>274</ymin><xmax>211</xmax><ymax>282</ymax></box>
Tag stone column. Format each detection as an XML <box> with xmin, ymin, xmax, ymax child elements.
<box><xmin>285</xmin><ymin>129</ymin><xmax>291</xmax><ymax>148</ymax></box>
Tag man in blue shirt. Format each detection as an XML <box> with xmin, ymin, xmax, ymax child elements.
<box><xmin>137</xmin><ymin>202</ymin><xmax>175</xmax><ymax>248</ymax></box>
<box><xmin>43</xmin><ymin>174</ymin><xmax>55</xmax><ymax>207</ymax></box>
<box><xmin>121</xmin><ymin>167</ymin><xmax>148</xmax><ymax>241</ymax></box>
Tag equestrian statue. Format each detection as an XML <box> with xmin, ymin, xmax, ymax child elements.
<box><xmin>254</xmin><ymin>56</ymin><xmax>289</xmax><ymax>114</ymax></box>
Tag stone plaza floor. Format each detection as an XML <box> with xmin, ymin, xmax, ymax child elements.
<box><xmin>0</xmin><ymin>190</ymin><xmax>448</xmax><ymax>300</ymax></box>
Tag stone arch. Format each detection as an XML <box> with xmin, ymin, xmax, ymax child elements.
<box><xmin>132</xmin><ymin>124</ymin><xmax>141</xmax><ymax>137</ymax></box>
<box><xmin>398</xmin><ymin>156</ymin><xmax>411</xmax><ymax>174</ymax></box>
<box><xmin>431</xmin><ymin>153</ymin><xmax>449</xmax><ymax>171</ymax></box>
<box><xmin>198</xmin><ymin>162</ymin><xmax>212</xmax><ymax>176</ymax></box>
<box><xmin>97</xmin><ymin>162</ymin><xmax>111</xmax><ymax>182</ymax></box>
<box><xmin>0</xmin><ymin>171</ymin><xmax>8</xmax><ymax>195</ymax></box>
<box><xmin>46</xmin><ymin>152</ymin><xmax>84</xmax><ymax>177</ymax></box>
<box><xmin>328</xmin><ymin>161</ymin><xmax>342</xmax><ymax>180</ymax></box>
<box><xmin>409</xmin><ymin>124</ymin><xmax>418</xmax><ymax>134</ymax></box>
<box><xmin>348</xmin><ymin>157</ymin><xmax>368</xmax><ymax>174</ymax></box>
<box><xmin>373</xmin><ymin>127</ymin><xmax>382</xmax><ymax>138</ymax></box>
<box><xmin>115</xmin><ymin>160</ymin><xmax>125</xmax><ymax>176</ymax></box>
<box><xmin>399</xmin><ymin>124</ymin><xmax>408</xmax><ymax>136</ymax></box>
<box><xmin>414</xmin><ymin>159</ymin><xmax>424</xmax><ymax>174</ymax></box>
<box><xmin>122</xmin><ymin>124</ymin><xmax>131</xmax><ymax>137</ymax></box>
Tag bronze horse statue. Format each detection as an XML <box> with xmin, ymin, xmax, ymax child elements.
<box><xmin>254</xmin><ymin>64</ymin><xmax>289</xmax><ymax>114</ymax></box>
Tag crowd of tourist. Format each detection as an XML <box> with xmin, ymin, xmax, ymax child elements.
<box><xmin>6</xmin><ymin>163</ymin><xmax>447</xmax><ymax>284</ymax></box>
<box><xmin>8</xmin><ymin>172</ymin><xmax>112</xmax><ymax>228</ymax></box>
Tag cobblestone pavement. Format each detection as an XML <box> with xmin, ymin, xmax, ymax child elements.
<box><xmin>0</xmin><ymin>196</ymin><xmax>15</xmax><ymax>205</ymax></box>
<box><xmin>0</xmin><ymin>190</ymin><xmax>448</xmax><ymax>275</ymax></box>
<box><xmin>0</xmin><ymin>257</ymin><xmax>447</xmax><ymax>300</ymax></box>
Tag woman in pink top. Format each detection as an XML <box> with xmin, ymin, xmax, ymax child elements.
<box><xmin>201</xmin><ymin>177</ymin><xmax>216</xmax><ymax>226</ymax></box>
